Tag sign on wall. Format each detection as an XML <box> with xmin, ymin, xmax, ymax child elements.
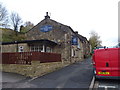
<box><xmin>40</xmin><ymin>25</ymin><xmax>53</xmax><ymax>32</ymax></box>
<box><xmin>71</xmin><ymin>36</ymin><xmax>78</xmax><ymax>45</ymax></box>
<box><xmin>19</xmin><ymin>46</ymin><xmax>24</xmax><ymax>52</ymax></box>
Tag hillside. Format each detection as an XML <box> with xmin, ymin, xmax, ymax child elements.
<box><xmin>0</xmin><ymin>28</ymin><xmax>26</xmax><ymax>42</ymax></box>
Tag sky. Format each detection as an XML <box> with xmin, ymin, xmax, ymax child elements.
<box><xmin>1</xmin><ymin>0</ymin><xmax>119</xmax><ymax>47</ymax></box>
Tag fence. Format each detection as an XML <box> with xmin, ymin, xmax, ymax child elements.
<box><xmin>2</xmin><ymin>52</ymin><xmax>61</xmax><ymax>65</ymax></box>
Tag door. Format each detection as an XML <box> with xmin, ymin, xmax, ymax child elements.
<box><xmin>95</xmin><ymin>49</ymin><xmax>111</xmax><ymax>76</ymax></box>
<box><xmin>109</xmin><ymin>48</ymin><xmax>119</xmax><ymax>77</ymax></box>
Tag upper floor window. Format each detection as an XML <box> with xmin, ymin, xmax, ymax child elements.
<box><xmin>77</xmin><ymin>41</ymin><xmax>81</xmax><ymax>49</ymax></box>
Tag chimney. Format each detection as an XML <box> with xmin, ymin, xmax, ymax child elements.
<box><xmin>75</xmin><ymin>31</ymin><xmax>78</xmax><ymax>34</ymax></box>
<box><xmin>45</xmin><ymin>12</ymin><xmax>50</xmax><ymax>19</ymax></box>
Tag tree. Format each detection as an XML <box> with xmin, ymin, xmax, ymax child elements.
<box><xmin>24</xmin><ymin>21</ymin><xmax>34</xmax><ymax>29</ymax></box>
<box><xmin>20</xmin><ymin>21</ymin><xmax>34</xmax><ymax>33</ymax></box>
<box><xmin>89</xmin><ymin>31</ymin><xmax>102</xmax><ymax>51</ymax></box>
<box><xmin>10</xmin><ymin>12</ymin><xmax>22</xmax><ymax>34</ymax></box>
<box><xmin>0</xmin><ymin>3</ymin><xmax>8</xmax><ymax>27</ymax></box>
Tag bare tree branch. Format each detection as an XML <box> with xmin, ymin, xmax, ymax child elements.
<box><xmin>0</xmin><ymin>3</ymin><xmax>8</xmax><ymax>21</ymax></box>
<box><xmin>10</xmin><ymin>12</ymin><xmax>22</xmax><ymax>32</ymax></box>
<box><xmin>0</xmin><ymin>3</ymin><xmax>8</xmax><ymax>28</ymax></box>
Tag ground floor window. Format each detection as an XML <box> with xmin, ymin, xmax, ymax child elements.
<box><xmin>46</xmin><ymin>47</ymin><xmax>52</xmax><ymax>52</ymax></box>
<box><xmin>30</xmin><ymin>45</ymin><xmax>52</xmax><ymax>52</ymax></box>
<box><xmin>71</xmin><ymin>49</ymin><xmax>75</xmax><ymax>57</ymax></box>
<box><xmin>30</xmin><ymin>45</ymin><xmax>43</xmax><ymax>52</ymax></box>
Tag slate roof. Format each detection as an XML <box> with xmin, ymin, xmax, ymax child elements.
<box><xmin>1</xmin><ymin>39</ymin><xmax>57</xmax><ymax>45</ymax></box>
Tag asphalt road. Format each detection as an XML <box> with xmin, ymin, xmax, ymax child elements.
<box><xmin>29</xmin><ymin>58</ymin><xmax>93</xmax><ymax>88</ymax></box>
<box><xmin>2</xmin><ymin>58</ymin><xmax>94</xmax><ymax>88</ymax></box>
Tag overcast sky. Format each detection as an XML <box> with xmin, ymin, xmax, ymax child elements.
<box><xmin>1</xmin><ymin>0</ymin><xmax>119</xmax><ymax>47</ymax></box>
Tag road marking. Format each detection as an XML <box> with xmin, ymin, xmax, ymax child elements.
<box><xmin>94</xmin><ymin>81</ymin><xmax>99</xmax><ymax>89</ymax></box>
<box><xmin>89</xmin><ymin>76</ymin><xmax>95</xmax><ymax>90</ymax></box>
<box><xmin>28</xmin><ymin>77</ymin><xmax>38</xmax><ymax>82</ymax></box>
<box><xmin>99</xmin><ymin>85</ymin><xmax>116</xmax><ymax>90</ymax></box>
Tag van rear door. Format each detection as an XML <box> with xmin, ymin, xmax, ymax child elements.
<box><xmin>109</xmin><ymin>48</ymin><xmax>120</xmax><ymax>77</ymax></box>
<box><xmin>95</xmin><ymin>49</ymin><xmax>111</xmax><ymax>76</ymax></box>
<box><xmin>118</xmin><ymin>48</ymin><xmax>120</xmax><ymax>77</ymax></box>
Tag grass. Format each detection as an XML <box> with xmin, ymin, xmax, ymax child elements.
<box><xmin>1</xmin><ymin>28</ymin><xmax>26</xmax><ymax>42</ymax></box>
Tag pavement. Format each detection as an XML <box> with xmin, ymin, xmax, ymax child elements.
<box><xmin>2</xmin><ymin>72</ymin><xmax>30</xmax><ymax>83</ymax></box>
<box><xmin>1</xmin><ymin>58</ymin><xmax>94</xmax><ymax>89</ymax></box>
<box><xmin>0</xmin><ymin>72</ymin><xmax>32</xmax><ymax>89</ymax></box>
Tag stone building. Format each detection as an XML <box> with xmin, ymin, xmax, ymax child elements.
<box><xmin>2</xmin><ymin>13</ymin><xmax>90</xmax><ymax>63</ymax></box>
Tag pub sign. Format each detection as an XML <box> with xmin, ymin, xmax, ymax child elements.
<box><xmin>40</xmin><ymin>25</ymin><xmax>53</xmax><ymax>32</ymax></box>
<box><xmin>71</xmin><ymin>36</ymin><xmax>78</xmax><ymax>45</ymax></box>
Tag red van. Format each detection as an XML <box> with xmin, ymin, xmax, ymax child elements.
<box><xmin>92</xmin><ymin>48</ymin><xmax>120</xmax><ymax>79</ymax></box>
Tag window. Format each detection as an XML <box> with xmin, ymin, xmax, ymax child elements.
<box><xmin>46</xmin><ymin>47</ymin><xmax>52</xmax><ymax>52</ymax></box>
<box><xmin>77</xmin><ymin>41</ymin><xmax>81</xmax><ymax>49</ymax></box>
<box><xmin>30</xmin><ymin>45</ymin><xmax>43</xmax><ymax>52</ymax></box>
<box><xmin>71</xmin><ymin>49</ymin><xmax>75</xmax><ymax>57</ymax></box>
<box><xmin>30</xmin><ymin>45</ymin><xmax>52</xmax><ymax>52</ymax></box>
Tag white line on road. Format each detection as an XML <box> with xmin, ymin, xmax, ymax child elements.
<box><xmin>99</xmin><ymin>85</ymin><xmax>116</xmax><ymax>90</ymax></box>
<box><xmin>89</xmin><ymin>76</ymin><xmax>95</xmax><ymax>90</ymax></box>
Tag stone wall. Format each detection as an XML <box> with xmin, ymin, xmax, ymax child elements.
<box><xmin>18</xmin><ymin>43</ymin><xmax>29</xmax><ymax>52</ymax></box>
<box><xmin>2</xmin><ymin>43</ymin><xmax>29</xmax><ymax>52</ymax></box>
<box><xmin>0</xmin><ymin>61</ymin><xmax>70</xmax><ymax>78</ymax></box>
<box><xmin>2</xmin><ymin>44</ymin><xmax>17</xmax><ymax>52</ymax></box>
